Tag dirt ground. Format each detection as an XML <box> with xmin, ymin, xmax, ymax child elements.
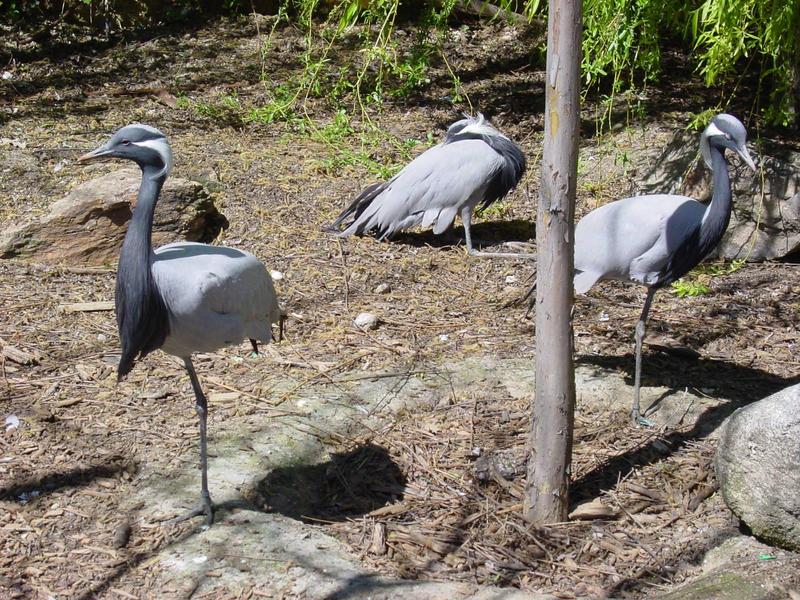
<box><xmin>2</xmin><ymin>13</ymin><xmax>800</xmax><ymax>600</ymax></box>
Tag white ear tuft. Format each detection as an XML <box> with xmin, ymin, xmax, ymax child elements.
<box><xmin>134</xmin><ymin>137</ymin><xmax>173</xmax><ymax>179</ymax></box>
<box><xmin>699</xmin><ymin>121</ymin><xmax>725</xmax><ymax>169</ymax></box>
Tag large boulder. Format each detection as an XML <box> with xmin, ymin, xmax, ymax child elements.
<box><xmin>0</xmin><ymin>168</ymin><xmax>228</xmax><ymax>266</ymax></box>
<box><xmin>715</xmin><ymin>384</ymin><xmax>800</xmax><ymax>551</ymax></box>
<box><xmin>639</xmin><ymin>131</ymin><xmax>800</xmax><ymax>261</ymax></box>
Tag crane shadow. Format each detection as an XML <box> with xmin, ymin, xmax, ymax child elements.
<box><xmin>571</xmin><ymin>353</ymin><xmax>800</xmax><ymax>502</ymax></box>
<box><xmin>245</xmin><ymin>443</ymin><xmax>406</xmax><ymax>522</ymax></box>
<box><xmin>0</xmin><ymin>459</ymin><xmax>133</xmax><ymax>502</ymax></box>
<box><xmin>390</xmin><ymin>219</ymin><xmax>534</xmax><ymax>250</ymax></box>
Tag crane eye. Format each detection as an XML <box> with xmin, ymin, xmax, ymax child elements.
<box><xmin>121</xmin><ymin>139</ymin><xmax>131</xmax><ymax>145</ymax></box>
<box><xmin>724</xmin><ymin>133</ymin><xmax>731</xmax><ymax>140</ymax></box>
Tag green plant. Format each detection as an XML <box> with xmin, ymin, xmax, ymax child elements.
<box><xmin>671</xmin><ymin>278</ymin><xmax>711</xmax><ymax>297</ymax></box>
<box><xmin>479</xmin><ymin>200</ymin><xmax>511</xmax><ymax>218</ymax></box>
<box><xmin>690</xmin><ymin>0</ymin><xmax>800</xmax><ymax>126</ymax></box>
<box><xmin>671</xmin><ymin>258</ymin><xmax>744</xmax><ymax>297</ymax></box>
<box><xmin>686</xmin><ymin>107</ymin><xmax>720</xmax><ymax>131</ymax></box>
<box><xmin>693</xmin><ymin>258</ymin><xmax>745</xmax><ymax>277</ymax></box>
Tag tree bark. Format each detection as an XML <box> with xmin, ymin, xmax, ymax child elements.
<box><xmin>524</xmin><ymin>0</ymin><xmax>581</xmax><ymax>525</ymax></box>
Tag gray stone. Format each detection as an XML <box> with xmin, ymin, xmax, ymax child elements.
<box><xmin>653</xmin><ymin>571</ymin><xmax>783</xmax><ymax>600</ymax></box>
<box><xmin>715</xmin><ymin>384</ymin><xmax>800</xmax><ymax>551</ymax></box>
<box><xmin>639</xmin><ymin>131</ymin><xmax>800</xmax><ymax>261</ymax></box>
<box><xmin>473</xmin><ymin>448</ymin><xmax>525</xmax><ymax>482</ymax></box>
<box><xmin>653</xmin><ymin>535</ymin><xmax>799</xmax><ymax>600</ymax></box>
<box><xmin>354</xmin><ymin>312</ymin><xmax>379</xmax><ymax>330</ymax></box>
<box><xmin>0</xmin><ymin>167</ymin><xmax>227</xmax><ymax>265</ymax></box>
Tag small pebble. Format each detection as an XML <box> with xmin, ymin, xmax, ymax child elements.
<box><xmin>113</xmin><ymin>521</ymin><xmax>131</xmax><ymax>548</ymax></box>
<box><xmin>354</xmin><ymin>312</ymin><xmax>379</xmax><ymax>330</ymax></box>
<box><xmin>5</xmin><ymin>415</ymin><xmax>20</xmax><ymax>432</ymax></box>
<box><xmin>374</xmin><ymin>283</ymin><xmax>391</xmax><ymax>294</ymax></box>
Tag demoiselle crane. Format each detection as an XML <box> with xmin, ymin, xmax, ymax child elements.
<box><xmin>329</xmin><ymin>113</ymin><xmax>532</xmax><ymax>258</ymax></box>
<box><xmin>79</xmin><ymin>124</ymin><xmax>281</xmax><ymax>525</ymax></box>
<box><xmin>566</xmin><ymin>114</ymin><xmax>756</xmax><ymax>425</ymax></box>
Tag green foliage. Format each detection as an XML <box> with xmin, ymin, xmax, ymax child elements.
<box><xmin>686</xmin><ymin>107</ymin><xmax>721</xmax><ymax>131</ymax></box>
<box><xmin>479</xmin><ymin>200</ymin><xmax>511</xmax><ymax>218</ymax></box>
<box><xmin>671</xmin><ymin>259</ymin><xmax>744</xmax><ymax>298</ymax></box>
<box><xmin>671</xmin><ymin>279</ymin><xmax>711</xmax><ymax>297</ymax></box>
<box><xmin>579</xmin><ymin>0</ymin><xmax>799</xmax><ymax>127</ymax></box>
<box><xmin>690</xmin><ymin>0</ymin><xmax>800</xmax><ymax>126</ymax></box>
<box><xmin>581</xmin><ymin>0</ymin><xmax>664</xmax><ymax>125</ymax></box>
<box><xmin>693</xmin><ymin>258</ymin><xmax>746</xmax><ymax>277</ymax></box>
<box><xmin>312</xmin><ymin>122</ymin><xmax>420</xmax><ymax>179</ymax></box>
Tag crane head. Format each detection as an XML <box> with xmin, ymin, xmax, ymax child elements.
<box><xmin>78</xmin><ymin>124</ymin><xmax>173</xmax><ymax>179</ymax></box>
<box><xmin>700</xmin><ymin>114</ymin><xmax>756</xmax><ymax>172</ymax></box>
<box><xmin>445</xmin><ymin>112</ymin><xmax>508</xmax><ymax>141</ymax></box>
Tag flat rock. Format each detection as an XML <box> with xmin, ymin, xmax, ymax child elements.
<box><xmin>0</xmin><ymin>167</ymin><xmax>228</xmax><ymax>265</ymax></box>
<box><xmin>129</xmin><ymin>356</ymin><xmax>561</xmax><ymax>599</ymax></box>
<box><xmin>653</xmin><ymin>535</ymin><xmax>800</xmax><ymax>600</ymax></box>
<box><xmin>715</xmin><ymin>384</ymin><xmax>800</xmax><ymax>551</ymax></box>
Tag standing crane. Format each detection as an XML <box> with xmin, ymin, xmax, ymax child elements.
<box><xmin>328</xmin><ymin>113</ymin><xmax>532</xmax><ymax>259</ymax></box>
<box><xmin>564</xmin><ymin>114</ymin><xmax>756</xmax><ymax>425</ymax></box>
<box><xmin>79</xmin><ymin>124</ymin><xmax>281</xmax><ymax>525</ymax></box>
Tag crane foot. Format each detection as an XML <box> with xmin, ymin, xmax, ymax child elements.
<box><xmin>164</xmin><ymin>497</ymin><xmax>214</xmax><ymax>528</ymax></box>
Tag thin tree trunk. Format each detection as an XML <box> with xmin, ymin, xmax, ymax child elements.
<box><xmin>524</xmin><ymin>0</ymin><xmax>581</xmax><ymax>525</ymax></box>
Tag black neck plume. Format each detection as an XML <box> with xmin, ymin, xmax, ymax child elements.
<box><xmin>115</xmin><ymin>166</ymin><xmax>170</xmax><ymax>379</ymax></box>
<box><xmin>658</xmin><ymin>141</ymin><xmax>732</xmax><ymax>287</ymax></box>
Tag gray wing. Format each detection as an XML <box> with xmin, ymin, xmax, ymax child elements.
<box><xmin>152</xmin><ymin>242</ymin><xmax>280</xmax><ymax>356</ymax></box>
<box><xmin>573</xmin><ymin>194</ymin><xmax>706</xmax><ymax>292</ymax></box>
<box><xmin>336</xmin><ymin>139</ymin><xmax>505</xmax><ymax>239</ymax></box>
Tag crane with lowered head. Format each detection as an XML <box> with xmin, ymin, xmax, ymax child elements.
<box><xmin>329</xmin><ymin>113</ymin><xmax>532</xmax><ymax>259</ymax></box>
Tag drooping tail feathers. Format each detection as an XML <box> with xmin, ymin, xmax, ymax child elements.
<box><xmin>327</xmin><ymin>181</ymin><xmax>389</xmax><ymax>235</ymax></box>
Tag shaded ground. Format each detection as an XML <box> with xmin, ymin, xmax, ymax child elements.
<box><xmin>2</xmin><ymin>13</ymin><xmax>800</xmax><ymax>599</ymax></box>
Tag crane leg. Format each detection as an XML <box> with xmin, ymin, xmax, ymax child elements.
<box><xmin>167</xmin><ymin>358</ymin><xmax>214</xmax><ymax>526</ymax></box>
<box><xmin>633</xmin><ymin>288</ymin><xmax>657</xmax><ymax>427</ymax></box>
<box><xmin>461</xmin><ymin>208</ymin><xmax>536</xmax><ymax>260</ymax></box>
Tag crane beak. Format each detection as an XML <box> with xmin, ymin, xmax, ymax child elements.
<box><xmin>737</xmin><ymin>146</ymin><xmax>756</xmax><ymax>172</ymax></box>
<box><xmin>77</xmin><ymin>144</ymin><xmax>113</xmax><ymax>163</ymax></box>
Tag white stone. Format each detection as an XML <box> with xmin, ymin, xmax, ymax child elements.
<box><xmin>354</xmin><ymin>312</ymin><xmax>379</xmax><ymax>330</ymax></box>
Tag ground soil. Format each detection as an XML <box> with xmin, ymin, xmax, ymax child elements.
<box><xmin>1</xmin><ymin>13</ymin><xmax>800</xmax><ymax>600</ymax></box>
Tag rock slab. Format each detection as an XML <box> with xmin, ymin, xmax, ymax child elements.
<box><xmin>0</xmin><ymin>167</ymin><xmax>228</xmax><ymax>265</ymax></box>
<box><xmin>715</xmin><ymin>384</ymin><xmax>800</xmax><ymax>551</ymax></box>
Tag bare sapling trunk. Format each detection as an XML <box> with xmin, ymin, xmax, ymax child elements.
<box><xmin>524</xmin><ymin>0</ymin><xmax>582</xmax><ymax>524</ymax></box>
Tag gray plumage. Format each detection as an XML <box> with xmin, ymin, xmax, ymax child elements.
<box><xmin>569</xmin><ymin>114</ymin><xmax>756</xmax><ymax>424</ymax></box>
<box><xmin>79</xmin><ymin>124</ymin><xmax>280</xmax><ymax>525</ymax></box>
<box><xmin>330</xmin><ymin>113</ymin><xmax>527</xmax><ymax>257</ymax></box>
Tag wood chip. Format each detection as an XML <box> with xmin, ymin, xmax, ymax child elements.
<box><xmin>60</xmin><ymin>301</ymin><xmax>115</xmax><ymax>313</ymax></box>
<box><xmin>367</xmin><ymin>502</ymin><xmax>409</xmax><ymax>518</ymax></box>
<box><xmin>569</xmin><ymin>499</ymin><xmax>620</xmax><ymax>521</ymax></box>
<box><xmin>0</xmin><ymin>339</ymin><xmax>42</xmax><ymax>365</ymax></box>
<box><xmin>369</xmin><ymin>522</ymin><xmax>387</xmax><ymax>555</ymax></box>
